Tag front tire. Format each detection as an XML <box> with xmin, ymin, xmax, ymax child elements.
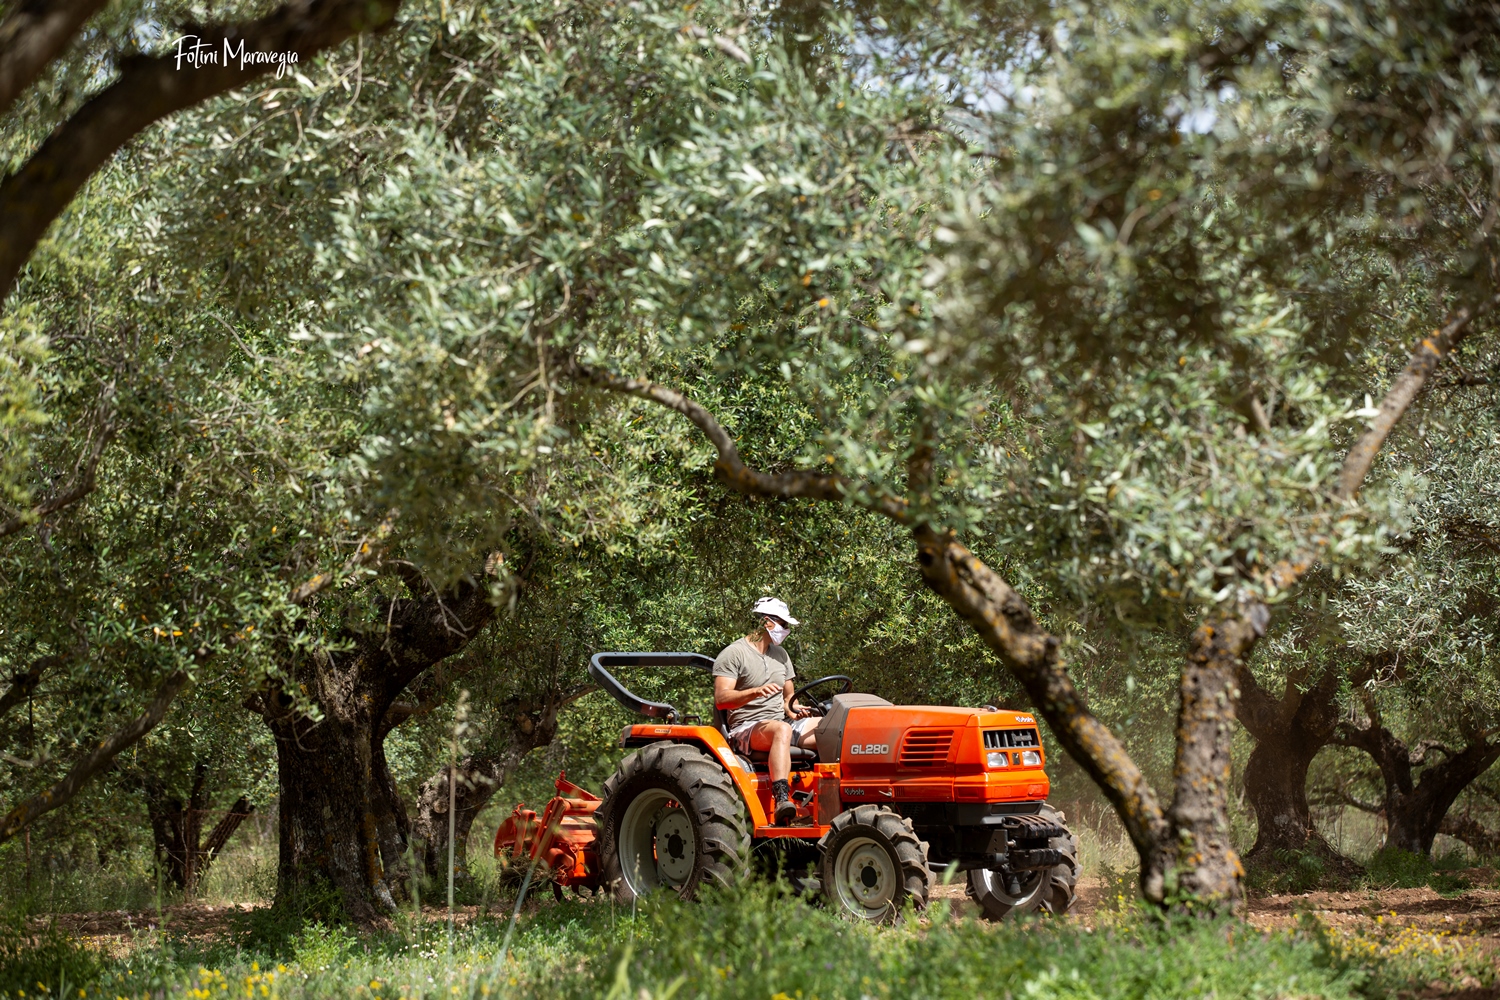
<box><xmin>818</xmin><ymin>804</ymin><xmax>931</xmax><ymax>923</ymax></box>
<box><xmin>968</xmin><ymin>802</ymin><xmax>1079</xmax><ymax>920</ymax></box>
<box><xmin>597</xmin><ymin>742</ymin><xmax>750</xmax><ymax>902</ymax></box>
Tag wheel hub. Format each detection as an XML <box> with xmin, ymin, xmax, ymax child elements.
<box><xmin>834</xmin><ymin>836</ymin><xmax>898</xmax><ymax>917</ymax></box>
<box><xmin>653</xmin><ymin>806</ymin><xmax>695</xmax><ymax>884</ymax></box>
<box><xmin>617</xmin><ymin>789</ymin><xmax>698</xmax><ymax>895</ymax></box>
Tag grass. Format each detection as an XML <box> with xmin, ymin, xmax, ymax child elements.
<box><xmin>2</xmin><ymin>877</ymin><xmax>1479</xmax><ymax>1000</ymax></box>
<box><xmin>1361</xmin><ymin>848</ymin><xmax>1479</xmax><ymax>895</ymax></box>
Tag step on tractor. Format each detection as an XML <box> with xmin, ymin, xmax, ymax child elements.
<box><xmin>494</xmin><ymin>653</ymin><xmax>1078</xmax><ymax>923</ymax></box>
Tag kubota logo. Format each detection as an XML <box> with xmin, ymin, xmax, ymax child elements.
<box><xmin>848</xmin><ymin>743</ymin><xmax>890</xmax><ymax>755</ymax></box>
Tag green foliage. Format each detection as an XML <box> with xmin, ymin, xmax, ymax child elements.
<box><xmin>1362</xmin><ymin>848</ymin><xmax>1474</xmax><ymax>894</ymax></box>
<box><xmin>0</xmin><ymin>885</ymin><xmax>1395</xmax><ymax>1000</ymax></box>
<box><xmin>0</xmin><ymin>908</ymin><xmax>101</xmax><ymax>999</ymax></box>
<box><xmin>1245</xmin><ymin>849</ymin><xmax>1335</xmax><ymax>895</ymax></box>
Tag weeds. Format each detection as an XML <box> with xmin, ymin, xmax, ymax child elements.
<box><xmin>0</xmin><ymin>908</ymin><xmax>100</xmax><ymax>998</ymax></box>
<box><xmin>1362</xmin><ymin>848</ymin><xmax>1474</xmax><ymax>895</ymax></box>
<box><xmin>0</xmin><ymin>881</ymin><xmax>1426</xmax><ymax>1000</ymax></box>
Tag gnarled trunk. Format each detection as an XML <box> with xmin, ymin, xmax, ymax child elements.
<box><xmin>266</xmin><ymin>682</ymin><xmax>401</xmax><ymax>922</ymax></box>
<box><xmin>256</xmin><ymin>571</ymin><xmax>499</xmax><ymax>926</ymax></box>
<box><xmin>1236</xmin><ymin>661</ymin><xmax>1356</xmax><ymax>871</ymax></box>
<box><xmin>140</xmin><ymin>763</ymin><xmax>254</xmax><ymax>895</ymax></box>
<box><xmin>1385</xmin><ymin>742</ymin><xmax>1500</xmax><ymax>855</ymax></box>
<box><xmin>1243</xmin><ymin>739</ymin><xmax>1321</xmax><ymax>856</ymax></box>
<box><xmin>142</xmin><ymin>765</ymin><xmax>207</xmax><ymax>894</ymax></box>
<box><xmin>1339</xmin><ymin>703</ymin><xmax>1500</xmax><ymax>858</ymax></box>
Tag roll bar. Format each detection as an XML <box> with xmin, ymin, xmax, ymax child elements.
<box><xmin>587</xmin><ymin>652</ymin><xmax>715</xmax><ymax>722</ymax></box>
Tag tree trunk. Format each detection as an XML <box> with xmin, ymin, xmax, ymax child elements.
<box><xmin>409</xmin><ymin>688</ymin><xmax>579</xmax><ymax>882</ymax></box>
<box><xmin>256</xmin><ymin>571</ymin><xmax>500</xmax><ymax>926</ymax></box>
<box><xmin>1339</xmin><ymin>706</ymin><xmax>1500</xmax><ymax>858</ymax></box>
<box><xmin>1235</xmin><ymin>661</ymin><xmax>1358</xmax><ymax>872</ymax></box>
<box><xmin>266</xmin><ymin>684</ymin><xmax>399</xmax><ymax>922</ymax></box>
<box><xmin>140</xmin><ymin>765</ymin><xmax>254</xmax><ymax>895</ymax></box>
<box><xmin>1385</xmin><ymin>742</ymin><xmax>1500</xmax><ymax>856</ymax></box>
<box><xmin>1243</xmin><ymin>739</ymin><xmax>1321</xmax><ymax>856</ymax></box>
<box><xmin>1142</xmin><ymin>611</ymin><xmax>1264</xmax><ymax>907</ymax></box>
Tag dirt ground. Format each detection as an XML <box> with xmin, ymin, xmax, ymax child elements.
<box><xmin>40</xmin><ymin>874</ymin><xmax>1500</xmax><ymax>996</ymax></box>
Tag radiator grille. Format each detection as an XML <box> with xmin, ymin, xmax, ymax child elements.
<box><xmin>984</xmin><ymin>728</ymin><xmax>1040</xmax><ymax>750</ymax></box>
<box><xmin>899</xmin><ymin>728</ymin><xmax>955</xmax><ymax>767</ymax></box>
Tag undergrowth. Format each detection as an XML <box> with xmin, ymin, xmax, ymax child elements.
<box><xmin>1362</xmin><ymin>848</ymin><xmax>1476</xmax><ymax>895</ymax></box>
<box><xmin>2</xmin><ymin>880</ymin><xmax>1485</xmax><ymax>1000</ymax></box>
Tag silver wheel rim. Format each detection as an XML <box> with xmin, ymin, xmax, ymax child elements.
<box><xmin>618</xmin><ymin>789</ymin><xmax>696</xmax><ymax>896</ymax></box>
<box><xmin>833</xmin><ymin>835</ymin><xmax>899</xmax><ymax>920</ymax></box>
<box><xmin>972</xmin><ymin>866</ymin><xmax>1046</xmax><ymax>909</ymax></box>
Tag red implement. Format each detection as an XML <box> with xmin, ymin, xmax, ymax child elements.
<box><xmin>492</xmin><ymin>772</ymin><xmax>601</xmax><ymax>891</ymax></box>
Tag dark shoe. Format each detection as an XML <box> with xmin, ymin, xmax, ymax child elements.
<box><xmin>774</xmin><ymin>798</ymin><xmax>796</xmax><ymax>826</ymax></box>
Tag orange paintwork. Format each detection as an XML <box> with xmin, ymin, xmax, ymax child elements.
<box><xmin>492</xmin><ymin>772</ymin><xmax>603</xmax><ymax>888</ymax></box>
<box><xmin>501</xmin><ymin>706</ymin><xmax>1050</xmax><ymax>886</ymax></box>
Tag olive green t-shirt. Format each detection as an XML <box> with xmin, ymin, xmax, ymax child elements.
<box><xmin>713</xmin><ymin>637</ymin><xmax>796</xmax><ymax>731</ymax></box>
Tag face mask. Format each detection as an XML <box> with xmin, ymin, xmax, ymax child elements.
<box><xmin>765</xmin><ymin>621</ymin><xmax>790</xmax><ymax>645</ymax></box>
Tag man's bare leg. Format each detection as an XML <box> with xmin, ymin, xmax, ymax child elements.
<box><xmin>795</xmin><ymin>727</ymin><xmax>818</xmax><ymax>750</ymax></box>
<box><xmin>748</xmin><ymin>720</ymin><xmax>793</xmax><ymax>782</ymax></box>
<box><xmin>749</xmin><ymin>720</ymin><xmax>797</xmax><ymax>824</ymax></box>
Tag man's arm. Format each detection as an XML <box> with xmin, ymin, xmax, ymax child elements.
<box><xmin>715</xmin><ymin>675</ymin><xmax>779</xmax><ymax>710</ymax></box>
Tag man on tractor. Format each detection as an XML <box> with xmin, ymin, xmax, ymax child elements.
<box><xmin>713</xmin><ymin>596</ymin><xmax>817</xmax><ymax>825</ymax></box>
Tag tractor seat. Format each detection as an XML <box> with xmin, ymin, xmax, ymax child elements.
<box><xmin>713</xmin><ymin>705</ymin><xmax>817</xmax><ymax>771</ymax></box>
<box><xmin>744</xmin><ymin>746</ymin><xmax>817</xmax><ymax>771</ymax></box>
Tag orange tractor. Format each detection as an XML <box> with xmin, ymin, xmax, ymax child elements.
<box><xmin>494</xmin><ymin>652</ymin><xmax>1077</xmax><ymax>922</ymax></box>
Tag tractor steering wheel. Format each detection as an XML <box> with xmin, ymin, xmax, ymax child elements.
<box><xmin>790</xmin><ymin>675</ymin><xmax>853</xmax><ymax>717</ymax></box>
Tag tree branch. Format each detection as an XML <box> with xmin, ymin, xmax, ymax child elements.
<box><xmin>1439</xmin><ymin>813</ymin><xmax>1500</xmax><ymax>856</ymax></box>
<box><xmin>0</xmin><ymin>0</ymin><xmax>404</xmax><ymax>300</ymax></box>
<box><xmin>1335</xmin><ymin>296</ymin><xmax>1498</xmax><ymax>501</ymax></box>
<box><xmin>1312</xmin><ymin>788</ymin><xmax>1385</xmax><ymax>815</ymax></box>
<box><xmin>201</xmin><ymin>795</ymin><xmax>254</xmax><ymax>863</ymax></box>
<box><xmin>0</xmin><ymin>413</ymin><xmax>114</xmax><ymax>539</ymax></box>
<box><xmin>0</xmin><ymin>669</ymin><xmax>191</xmax><ymax>842</ymax></box>
<box><xmin>572</xmin><ymin>363</ymin><xmax>909</xmax><ymax>521</ymax></box>
<box><xmin>0</xmin><ymin>0</ymin><xmax>109</xmax><ymax>116</ymax></box>
<box><xmin>288</xmin><ymin>508</ymin><xmax>399</xmax><ymax>605</ymax></box>
<box><xmin>913</xmin><ymin>524</ymin><xmax>1170</xmax><ymax>861</ymax></box>
<box><xmin>0</xmin><ymin>650</ymin><xmax>68</xmax><ymax>725</ymax></box>
<box><xmin>1235</xmin><ymin>663</ymin><xmax>1285</xmax><ymax>742</ymax></box>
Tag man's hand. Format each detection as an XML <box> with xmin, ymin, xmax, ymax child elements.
<box><xmin>789</xmin><ymin>703</ymin><xmax>813</xmax><ymax>719</ymax></box>
<box><xmin>753</xmin><ymin>682</ymin><xmax>782</xmax><ymax>700</ymax></box>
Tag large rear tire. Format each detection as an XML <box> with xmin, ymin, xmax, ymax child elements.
<box><xmin>818</xmin><ymin>804</ymin><xmax>931</xmax><ymax>923</ymax></box>
<box><xmin>967</xmin><ymin>802</ymin><xmax>1079</xmax><ymax>920</ymax></box>
<box><xmin>597</xmin><ymin>742</ymin><xmax>750</xmax><ymax>903</ymax></box>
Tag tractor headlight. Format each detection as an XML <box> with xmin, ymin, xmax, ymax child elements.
<box><xmin>986</xmin><ymin>751</ymin><xmax>1009</xmax><ymax>768</ymax></box>
<box><xmin>1020</xmin><ymin>750</ymin><xmax>1042</xmax><ymax>767</ymax></box>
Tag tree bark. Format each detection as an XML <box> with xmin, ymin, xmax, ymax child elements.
<box><xmin>257</xmin><ymin>571</ymin><xmax>499</xmax><ymax>926</ymax></box>
<box><xmin>1236</xmin><ymin>661</ymin><xmax>1356</xmax><ymax>869</ymax></box>
<box><xmin>1144</xmin><ymin>611</ymin><xmax>1265</xmax><ymax>905</ymax></box>
<box><xmin>1338</xmin><ymin>709</ymin><xmax>1500</xmax><ymax>857</ymax></box>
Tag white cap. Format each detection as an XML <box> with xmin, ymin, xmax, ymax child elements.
<box><xmin>752</xmin><ymin>596</ymin><xmax>800</xmax><ymax>626</ymax></box>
